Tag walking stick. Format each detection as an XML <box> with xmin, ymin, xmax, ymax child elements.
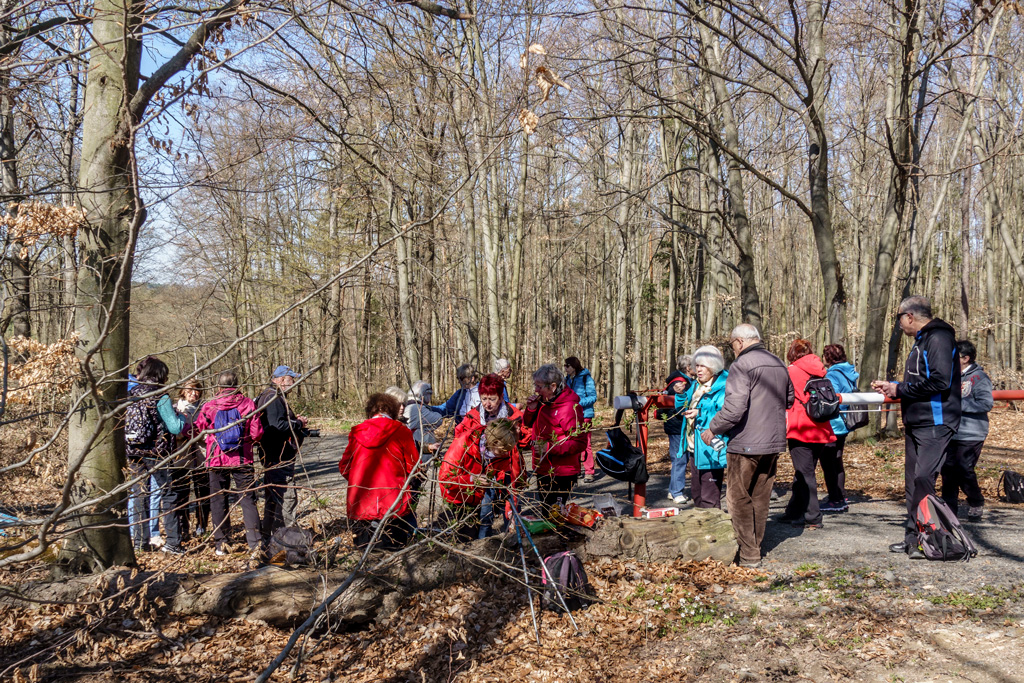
<box><xmin>510</xmin><ymin>493</ymin><xmax>542</xmax><ymax>645</ymax></box>
<box><xmin>508</xmin><ymin>504</ymin><xmax>580</xmax><ymax>633</ymax></box>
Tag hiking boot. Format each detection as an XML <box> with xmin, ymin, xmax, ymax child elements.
<box><xmin>888</xmin><ymin>541</ymin><xmax>909</xmax><ymax>554</ymax></box>
<box><xmin>214</xmin><ymin>546</ymin><xmax>228</xmax><ymax>557</ymax></box>
<box><xmin>777</xmin><ymin>513</ymin><xmax>802</xmax><ymax>523</ymax></box>
<box><xmin>583</xmin><ymin>475</ymin><xmax>595</xmax><ymax>484</ymax></box>
<box><xmin>738</xmin><ymin>560</ymin><xmax>762</xmax><ymax>568</ymax></box>
<box><xmin>819</xmin><ymin>498</ymin><xmax>849</xmax><ymax>513</ymax></box>
<box><xmin>967</xmin><ymin>506</ymin><xmax>983</xmax><ymax>522</ymax></box>
<box><xmin>908</xmin><ymin>547</ymin><xmax>926</xmax><ymax>560</ymax></box>
<box><xmin>162</xmin><ymin>544</ymin><xmax>184</xmax><ymax>556</ymax></box>
<box><xmin>770</xmin><ymin>488</ymin><xmax>780</xmax><ymax>501</ymax></box>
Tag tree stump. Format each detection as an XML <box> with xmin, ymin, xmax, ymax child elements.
<box><xmin>580</xmin><ymin>508</ymin><xmax>737</xmax><ymax>564</ymax></box>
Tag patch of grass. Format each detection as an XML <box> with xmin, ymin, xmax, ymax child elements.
<box><xmin>874</xmin><ymin>447</ymin><xmax>901</xmax><ymax>462</ymax></box>
<box><xmin>795</xmin><ymin>562</ymin><xmax>821</xmax><ymax>573</ymax></box>
<box><xmin>928</xmin><ymin>591</ymin><xmax>1005</xmax><ymax>611</ymax></box>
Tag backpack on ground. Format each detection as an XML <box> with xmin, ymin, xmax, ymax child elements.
<box><xmin>840</xmin><ymin>406</ymin><xmax>870</xmax><ymax>432</ymax></box>
<box><xmin>998</xmin><ymin>470</ymin><xmax>1024</xmax><ymax>503</ymax></box>
<box><xmin>540</xmin><ymin>550</ymin><xmax>593</xmax><ymax>612</ymax></box>
<box><xmin>267</xmin><ymin>526</ymin><xmax>314</xmax><ymax>567</ymax></box>
<box><xmin>213</xmin><ymin>407</ymin><xmax>244</xmax><ymax>453</ymax></box>
<box><xmin>124</xmin><ymin>397</ymin><xmax>160</xmax><ymax>455</ymax></box>
<box><xmin>916</xmin><ymin>494</ymin><xmax>977</xmax><ymax>562</ymax></box>
<box><xmin>595</xmin><ymin>427</ymin><xmax>649</xmax><ymax>485</ymax></box>
<box><xmin>803</xmin><ymin>377</ymin><xmax>841</xmax><ymax>422</ymax></box>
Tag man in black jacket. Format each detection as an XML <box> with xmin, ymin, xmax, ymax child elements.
<box><xmin>873</xmin><ymin>296</ymin><xmax>961</xmax><ymax>559</ymax></box>
<box><xmin>257</xmin><ymin>365</ymin><xmax>308</xmax><ymax>541</ymax></box>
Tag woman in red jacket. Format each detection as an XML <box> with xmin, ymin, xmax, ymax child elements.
<box><xmin>523</xmin><ymin>363</ymin><xmax>587</xmax><ymax>513</ymax></box>
<box><xmin>781</xmin><ymin>339</ymin><xmax>837</xmax><ymax>529</ymax></box>
<box><xmin>339</xmin><ymin>393</ymin><xmax>419</xmax><ymax>549</ymax></box>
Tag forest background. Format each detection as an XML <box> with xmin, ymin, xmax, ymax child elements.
<box><xmin>3</xmin><ymin>0</ymin><xmax>1024</xmax><ymax>567</ymax></box>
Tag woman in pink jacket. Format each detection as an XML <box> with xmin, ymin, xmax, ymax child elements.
<box><xmin>192</xmin><ymin>369</ymin><xmax>264</xmax><ymax>555</ymax></box>
<box><xmin>523</xmin><ymin>363</ymin><xmax>587</xmax><ymax>513</ymax></box>
<box><xmin>780</xmin><ymin>340</ymin><xmax>836</xmax><ymax>529</ymax></box>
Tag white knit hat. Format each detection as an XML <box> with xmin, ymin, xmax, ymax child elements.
<box><xmin>692</xmin><ymin>345</ymin><xmax>725</xmax><ymax>375</ymax></box>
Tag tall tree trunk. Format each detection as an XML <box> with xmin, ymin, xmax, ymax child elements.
<box><xmin>61</xmin><ymin>0</ymin><xmax>144</xmax><ymax>572</ymax></box>
<box><xmin>858</xmin><ymin>0</ymin><xmax>923</xmax><ymax>388</ymax></box>
<box><xmin>390</xmin><ymin>183</ymin><xmax>420</xmax><ymax>384</ymax></box>
<box><xmin>692</xmin><ymin>1</ymin><xmax>762</xmax><ymax>331</ymax></box>
<box><xmin>0</xmin><ymin>45</ymin><xmax>30</xmax><ymax>339</ymax></box>
<box><xmin>806</xmin><ymin>0</ymin><xmax>846</xmax><ymax>344</ymax></box>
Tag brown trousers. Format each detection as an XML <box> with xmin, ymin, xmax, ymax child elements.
<box><xmin>726</xmin><ymin>451</ymin><xmax>779</xmax><ymax>564</ymax></box>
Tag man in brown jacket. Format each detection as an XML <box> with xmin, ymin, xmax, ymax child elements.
<box><xmin>704</xmin><ymin>324</ymin><xmax>794</xmax><ymax>567</ymax></box>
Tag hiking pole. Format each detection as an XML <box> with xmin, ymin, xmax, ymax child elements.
<box><xmin>510</xmin><ymin>497</ymin><xmax>542</xmax><ymax>645</ymax></box>
<box><xmin>508</xmin><ymin>505</ymin><xmax>581</xmax><ymax>633</ymax></box>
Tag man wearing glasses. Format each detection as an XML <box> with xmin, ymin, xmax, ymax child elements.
<box><xmin>872</xmin><ymin>296</ymin><xmax>961</xmax><ymax>560</ymax></box>
<box><xmin>704</xmin><ymin>324</ymin><xmax>794</xmax><ymax>568</ymax></box>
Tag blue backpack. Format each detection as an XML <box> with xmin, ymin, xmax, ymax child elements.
<box><xmin>214</xmin><ymin>407</ymin><xmax>244</xmax><ymax>453</ymax></box>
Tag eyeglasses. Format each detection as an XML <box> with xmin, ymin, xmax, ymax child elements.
<box><xmin>729</xmin><ymin>339</ymin><xmax>742</xmax><ymax>347</ymax></box>
<box><xmin>897</xmin><ymin>311</ymin><xmax>910</xmax><ymax>321</ymax></box>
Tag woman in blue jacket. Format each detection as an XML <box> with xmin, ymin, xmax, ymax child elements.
<box><xmin>565</xmin><ymin>356</ymin><xmax>598</xmax><ymax>483</ymax></box>
<box><xmin>675</xmin><ymin>346</ymin><xmax>729</xmax><ymax>508</ymax></box>
<box><xmin>822</xmin><ymin>344</ymin><xmax>858</xmax><ymax>512</ymax></box>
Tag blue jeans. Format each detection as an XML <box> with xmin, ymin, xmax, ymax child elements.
<box><xmin>148</xmin><ymin>473</ymin><xmax>164</xmax><ymax>538</ymax></box>
<box><xmin>669</xmin><ymin>438</ymin><xmax>689</xmax><ymax>499</ymax></box>
<box><xmin>127</xmin><ymin>459</ymin><xmax>153</xmax><ymax>547</ymax></box>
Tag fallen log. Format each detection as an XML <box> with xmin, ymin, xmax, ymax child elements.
<box><xmin>580</xmin><ymin>508</ymin><xmax>738</xmax><ymax>564</ymax></box>
<box><xmin>1</xmin><ymin>509</ymin><xmax>736</xmax><ymax>627</ymax></box>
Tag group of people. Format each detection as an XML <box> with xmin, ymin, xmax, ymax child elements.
<box><xmin>662</xmin><ymin>295</ymin><xmax>993</xmax><ymax>565</ymax></box>
<box><xmin>338</xmin><ymin>357</ymin><xmax>599</xmax><ymax>547</ymax></box>
<box><xmin>129</xmin><ymin>293</ymin><xmax>992</xmax><ymax>568</ymax></box>
<box><xmin>123</xmin><ymin>358</ymin><xmax>308</xmax><ymax>557</ymax></box>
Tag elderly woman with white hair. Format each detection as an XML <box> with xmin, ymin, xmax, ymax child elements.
<box><xmin>674</xmin><ymin>345</ymin><xmax>730</xmax><ymax>508</ymax></box>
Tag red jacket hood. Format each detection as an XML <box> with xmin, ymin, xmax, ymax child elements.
<box><xmin>350</xmin><ymin>416</ymin><xmax>405</xmax><ymax>449</ymax></box>
<box><xmin>791</xmin><ymin>354</ymin><xmax>827</xmax><ymax>381</ymax></box>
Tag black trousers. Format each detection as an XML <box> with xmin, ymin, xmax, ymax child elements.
<box><xmin>209</xmin><ymin>466</ymin><xmax>262</xmax><ymax>549</ymax></box>
<box><xmin>188</xmin><ymin>466</ymin><xmax>210</xmax><ymax>534</ymax></box>
<box><xmin>152</xmin><ymin>466</ymin><xmax>190</xmax><ymax>548</ymax></box>
<box><xmin>261</xmin><ymin>460</ymin><xmax>295</xmax><ymax>541</ymax></box>
<box><xmin>785</xmin><ymin>440</ymin><xmax>836</xmax><ymax>525</ymax></box>
<box><xmin>819</xmin><ymin>434</ymin><xmax>847</xmax><ymax>503</ymax></box>
<box><xmin>940</xmin><ymin>440</ymin><xmax>985</xmax><ymax>514</ymax></box>
<box><xmin>904</xmin><ymin>425</ymin><xmax>953</xmax><ymax>545</ymax></box>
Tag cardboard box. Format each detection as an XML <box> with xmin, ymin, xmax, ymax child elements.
<box><xmin>641</xmin><ymin>507</ymin><xmax>679</xmax><ymax>519</ymax></box>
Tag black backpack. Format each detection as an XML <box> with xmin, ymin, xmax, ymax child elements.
<box><xmin>595</xmin><ymin>427</ymin><xmax>649</xmax><ymax>485</ymax></box>
<box><xmin>803</xmin><ymin>377</ymin><xmax>841</xmax><ymax>422</ymax></box>
<box><xmin>124</xmin><ymin>396</ymin><xmax>160</xmax><ymax>456</ymax></box>
<box><xmin>998</xmin><ymin>470</ymin><xmax>1024</xmax><ymax>503</ymax></box>
<box><xmin>541</xmin><ymin>551</ymin><xmax>593</xmax><ymax>612</ymax></box>
<box><xmin>916</xmin><ymin>495</ymin><xmax>977</xmax><ymax>562</ymax></box>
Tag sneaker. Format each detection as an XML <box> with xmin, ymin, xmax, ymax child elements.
<box><xmin>672</xmin><ymin>494</ymin><xmax>690</xmax><ymax>505</ymax></box>
<box><xmin>215</xmin><ymin>546</ymin><xmax>228</xmax><ymax>557</ymax></box>
<box><xmin>162</xmin><ymin>544</ymin><xmax>184</xmax><ymax>556</ymax></box>
<box><xmin>819</xmin><ymin>499</ymin><xmax>849</xmax><ymax>513</ymax></box>
<box><xmin>149</xmin><ymin>535</ymin><xmax>164</xmax><ymax>549</ymax></box>
<box><xmin>967</xmin><ymin>506</ymin><xmax>983</xmax><ymax>521</ymax></box>
<box><xmin>583</xmin><ymin>475</ymin><xmax>594</xmax><ymax>484</ymax></box>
